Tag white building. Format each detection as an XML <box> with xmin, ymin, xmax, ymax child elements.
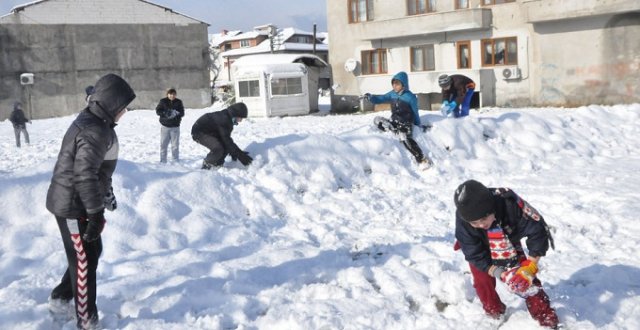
<box><xmin>326</xmin><ymin>0</ymin><xmax>640</xmax><ymax>112</ymax></box>
<box><xmin>232</xmin><ymin>54</ymin><xmax>329</xmax><ymax>117</ymax></box>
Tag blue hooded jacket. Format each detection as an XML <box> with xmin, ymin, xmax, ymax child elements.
<box><xmin>368</xmin><ymin>71</ymin><xmax>420</xmax><ymax>126</ymax></box>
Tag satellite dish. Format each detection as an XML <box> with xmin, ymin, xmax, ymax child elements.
<box><xmin>344</xmin><ymin>58</ymin><xmax>357</xmax><ymax>72</ymax></box>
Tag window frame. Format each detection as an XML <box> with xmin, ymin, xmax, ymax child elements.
<box><xmin>361</xmin><ymin>49</ymin><xmax>388</xmax><ymax>75</ymax></box>
<box><xmin>481</xmin><ymin>37</ymin><xmax>518</xmax><ymax>67</ymax></box>
<box><xmin>410</xmin><ymin>44</ymin><xmax>435</xmax><ymax>72</ymax></box>
<box><xmin>348</xmin><ymin>0</ymin><xmax>374</xmax><ymax>23</ymax></box>
<box><xmin>407</xmin><ymin>0</ymin><xmax>436</xmax><ymax>15</ymax></box>
<box><xmin>455</xmin><ymin>0</ymin><xmax>469</xmax><ymax>10</ymax></box>
<box><xmin>270</xmin><ymin>77</ymin><xmax>304</xmax><ymax>96</ymax></box>
<box><xmin>457</xmin><ymin>40</ymin><xmax>472</xmax><ymax>69</ymax></box>
<box><xmin>238</xmin><ymin>80</ymin><xmax>260</xmax><ymax>97</ymax></box>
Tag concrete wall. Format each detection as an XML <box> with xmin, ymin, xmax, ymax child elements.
<box><xmin>531</xmin><ymin>13</ymin><xmax>640</xmax><ymax>106</ymax></box>
<box><xmin>0</xmin><ymin>23</ymin><xmax>211</xmax><ymax>120</ymax></box>
<box><xmin>0</xmin><ymin>0</ymin><xmax>211</xmax><ymax>120</ymax></box>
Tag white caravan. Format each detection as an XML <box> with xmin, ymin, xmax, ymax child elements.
<box><xmin>232</xmin><ymin>54</ymin><xmax>329</xmax><ymax>117</ymax></box>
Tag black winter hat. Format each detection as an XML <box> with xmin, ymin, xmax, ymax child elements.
<box><xmin>229</xmin><ymin>102</ymin><xmax>248</xmax><ymax>118</ymax></box>
<box><xmin>453</xmin><ymin>180</ymin><xmax>495</xmax><ymax>222</ymax></box>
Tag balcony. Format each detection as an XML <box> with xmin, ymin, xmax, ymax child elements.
<box><xmin>522</xmin><ymin>0</ymin><xmax>640</xmax><ymax>23</ymax></box>
<box><xmin>357</xmin><ymin>8</ymin><xmax>492</xmax><ymax>41</ymax></box>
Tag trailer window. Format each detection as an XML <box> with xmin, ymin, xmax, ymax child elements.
<box><xmin>271</xmin><ymin>77</ymin><xmax>303</xmax><ymax>95</ymax></box>
<box><xmin>239</xmin><ymin>80</ymin><xmax>260</xmax><ymax>97</ymax></box>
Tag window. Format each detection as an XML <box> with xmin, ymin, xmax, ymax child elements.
<box><xmin>240</xmin><ymin>40</ymin><xmax>250</xmax><ymax>48</ymax></box>
<box><xmin>482</xmin><ymin>0</ymin><xmax>515</xmax><ymax>5</ymax></box>
<box><xmin>290</xmin><ymin>35</ymin><xmax>313</xmax><ymax>44</ymax></box>
<box><xmin>361</xmin><ymin>49</ymin><xmax>388</xmax><ymax>75</ymax></box>
<box><xmin>457</xmin><ymin>41</ymin><xmax>471</xmax><ymax>69</ymax></box>
<box><xmin>455</xmin><ymin>0</ymin><xmax>469</xmax><ymax>9</ymax></box>
<box><xmin>271</xmin><ymin>78</ymin><xmax>303</xmax><ymax>96</ymax></box>
<box><xmin>349</xmin><ymin>0</ymin><xmax>374</xmax><ymax>23</ymax></box>
<box><xmin>411</xmin><ymin>45</ymin><xmax>435</xmax><ymax>71</ymax></box>
<box><xmin>407</xmin><ymin>0</ymin><xmax>435</xmax><ymax>15</ymax></box>
<box><xmin>238</xmin><ymin>80</ymin><xmax>260</xmax><ymax>97</ymax></box>
<box><xmin>482</xmin><ymin>37</ymin><xmax>517</xmax><ymax>66</ymax></box>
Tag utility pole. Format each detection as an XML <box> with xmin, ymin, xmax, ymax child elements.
<box><xmin>313</xmin><ymin>23</ymin><xmax>317</xmax><ymax>55</ymax></box>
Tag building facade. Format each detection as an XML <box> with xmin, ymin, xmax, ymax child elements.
<box><xmin>327</xmin><ymin>0</ymin><xmax>640</xmax><ymax>112</ymax></box>
<box><xmin>0</xmin><ymin>0</ymin><xmax>211</xmax><ymax>120</ymax></box>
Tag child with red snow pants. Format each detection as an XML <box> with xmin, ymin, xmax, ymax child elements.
<box><xmin>453</xmin><ymin>180</ymin><xmax>559</xmax><ymax>328</ymax></box>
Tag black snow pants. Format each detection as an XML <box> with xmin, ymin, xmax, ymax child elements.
<box><xmin>51</xmin><ymin>216</ymin><xmax>102</xmax><ymax>329</ymax></box>
<box><xmin>193</xmin><ymin>133</ymin><xmax>228</xmax><ymax>167</ymax></box>
<box><xmin>374</xmin><ymin>116</ymin><xmax>424</xmax><ymax>162</ymax></box>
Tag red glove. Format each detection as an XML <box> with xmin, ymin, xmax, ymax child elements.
<box><xmin>500</xmin><ymin>259</ymin><xmax>538</xmax><ymax>294</ymax></box>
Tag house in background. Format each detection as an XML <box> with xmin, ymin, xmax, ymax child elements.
<box><xmin>211</xmin><ymin>25</ymin><xmax>329</xmax><ymax>87</ymax></box>
<box><xmin>232</xmin><ymin>54</ymin><xmax>329</xmax><ymax>117</ymax></box>
<box><xmin>326</xmin><ymin>0</ymin><xmax>640</xmax><ymax>112</ymax></box>
<box><xmin>0</xmin><ymin>0</ymin><xmax>211</xmax><ymax>120</ymax></box>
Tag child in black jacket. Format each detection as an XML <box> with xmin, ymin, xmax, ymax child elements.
<box><xmin>453</xmin><ymin>179</ymin><xmax>559</xmax><ymax>328</ymax></box>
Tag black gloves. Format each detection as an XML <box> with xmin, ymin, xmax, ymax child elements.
<box><xmin>232</xmin><ymin>150</ymin><xmax>249</xmax><ymax>162</ymax></box>
<box><xmin>104</xmin><ymin>186</ymin><xmax>117</xmax><ymax>211</ymax></box>
<box><xmin>165</xmin><ymin>109</ymin><xmax>178</xmax><ymax>119</ymax></box>
<box><xmin>83</xmin><ymin>211</ymin><xmax>106</xmax><ymax>242</ymax></box>
<box><xmin>237</xmin><ymin>151</ymin><xmax>253</xmax><ymax>166</ymax></box>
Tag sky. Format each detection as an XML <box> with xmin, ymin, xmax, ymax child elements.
<box><xmin>0</xmin><ymin>0</ymin><xmax>328</xmax><ymax>33</ymax></box>
<box><xmin>1</xmin><ymin>99</ymin><xmax>639</xmax><ymax>329</ymax></box>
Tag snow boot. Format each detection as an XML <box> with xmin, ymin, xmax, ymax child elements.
<box><xmin>525</xmin><ymin>287</ymin><xmax>559</xmax><ymax>329</ymax></box>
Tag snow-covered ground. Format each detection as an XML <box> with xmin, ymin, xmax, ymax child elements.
<box><xmin>1</xmin><ymin>102</ymin><xmax>639</xmax><ymax>330</ymax></box>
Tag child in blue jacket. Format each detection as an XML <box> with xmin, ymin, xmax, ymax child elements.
<box><xmin>365</xmin><ymin>72</ymin><xmax>430</xmax><ymax>167</ymax></box>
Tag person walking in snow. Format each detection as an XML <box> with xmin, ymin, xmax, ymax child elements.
<box><xmin>365</xmin><ymin>71</ymin><xmax>430</xmax><ymax>167</ymax></box>
<box><xmin>191</xmin><ymin>102</ymin><xmax>253</xmax><ymax>169</ymax></box>
<box><xmin>156</xmin><ymin>88</ymin><xmax>185</xmax><ymax>163</ymax></box>
<box><xmin>9</xmin><ymin>101</ymin><xmax>30</xmax><ymax>147</ymax></box>
<box><xmin>46</xmin><ymin>73</ymin><xmax>135</xmax><ymax>330</ymax></box>
<box><xmin>453</xmin><ymin>179</ymin><xmax>559</xmax><ymax>329</ymax></box>
<box><xmin>438</xmin><ymin>74</ymin><xmax>475</xmax><ymax>118</ymax></box>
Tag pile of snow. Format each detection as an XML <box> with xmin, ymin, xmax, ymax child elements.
<box><xmin>1</xmin><ymin>103</ymin><xmax>639</xmax><ymax>329</ymax></box>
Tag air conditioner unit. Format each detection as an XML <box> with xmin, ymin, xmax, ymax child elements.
<box><xmin>20</xmin><ymin>73</ymin><xmax>34</xmax><ymax>85</ymax></box>
<box><xmin>502</xmin><ymin>67</ymin><xmax>521</xmax><ymax>80</ymax></box>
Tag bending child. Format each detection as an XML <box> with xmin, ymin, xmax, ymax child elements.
<box><xmin>453</xmin><ymin>179</ymin><xmax>559</xmax><ymax>329</ymax></box>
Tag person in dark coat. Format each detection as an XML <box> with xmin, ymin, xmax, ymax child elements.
<box><xmin>365</xmin><ymin>71</ymin><xmax>430</xmax><ymax>167</ymax></box>
<box><xmin>191</xmin><ymin>102</ymin><xmax>252</xmax><ymax>169</ymax></box>
<box><xmin>46</xmin><ymin>73</ymin><xmax>135</xmax><ymax>330</ymax></box>
<box><xmin>453</xmin><ymin>179</ymin><xmax>559</xmax><ymax>328</ymax></box>
<box><xmin>9</xmin><ymin>101</ymin><xmax>30</xmax><ymax>147</ymax></box>
<box><xmin>155</xmin><ymin>88</ymin><xmax>185</xmax><ymax>163</ymax></box>
<box><xmin>438</xmin><ymin>74</ymin><xmax>476</xmax><ymax>118</ymax></box>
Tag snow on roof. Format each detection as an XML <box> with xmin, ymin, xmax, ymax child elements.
<box><xmin>209</xmin><ymin>30</ymin><xmax>243</xmax><ymax>47</ymax></box>
<box><xmin>219</xmin><ymin>27</ymin><xmax>328</xmax><ymax>58</ymax></box>
<box><xmin>225</xmin><ymin>30</ymin><xmax>270</xmax><ymax>41</ymax></box>
<box><xmin>234</xmin><ymin>62</ymin><xmax>307</xmax><ymax>78</ymax></box>
<box><xmin>232</xmin><ymin>54</ymin><xmax>328</xmax><ymax>68</ymax></box>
